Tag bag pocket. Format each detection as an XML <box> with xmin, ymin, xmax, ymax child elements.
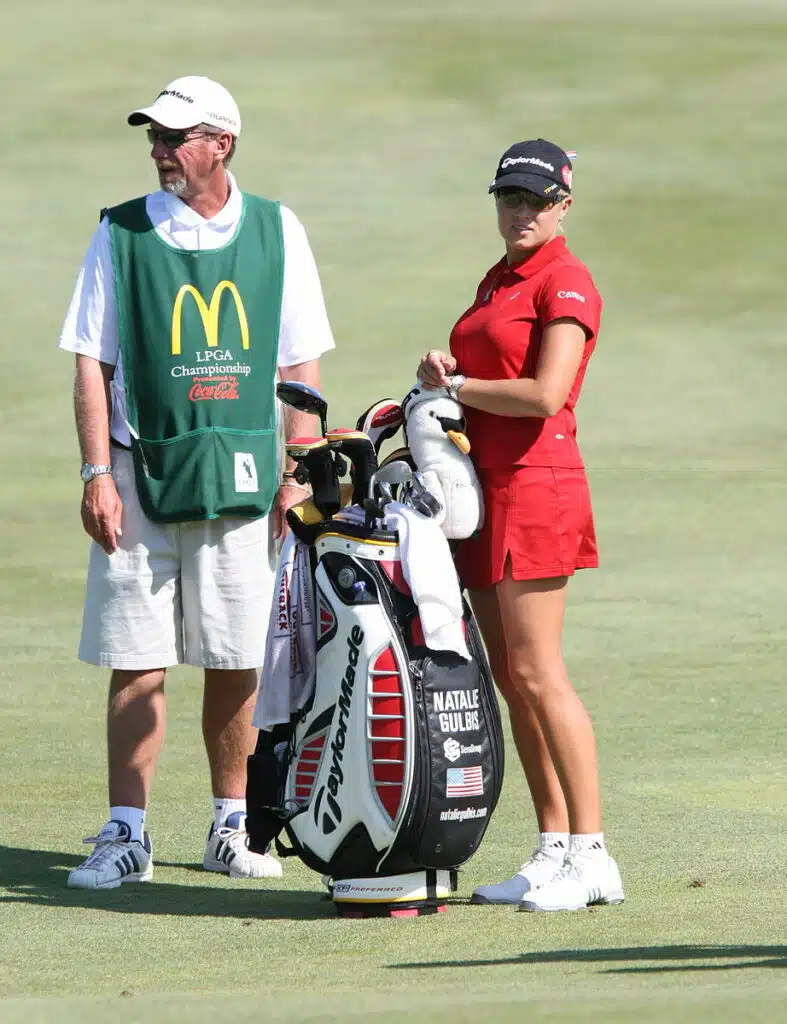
<box><xmin>391</xmin><ymin>651</ymin><xmax>500</xmax><ymax>870</ymax></box>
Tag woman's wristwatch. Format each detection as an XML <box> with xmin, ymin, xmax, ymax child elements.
<box><xmin>446</xmin><ymin>374</ymin><xmax>467</xmax><ymax>402</ymax></box>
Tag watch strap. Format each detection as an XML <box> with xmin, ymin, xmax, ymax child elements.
<box><xmin>81</xmin><ymin>463</ymin><xmax>113</xmax><ymax>483</ymax></box>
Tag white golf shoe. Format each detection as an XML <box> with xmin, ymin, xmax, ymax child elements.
<box><xmin>67</xmin><ymin>820</ymin><xmax>153</xmax><ymax>890</ymax></box>
<box><xmin>519</xmin><ymin>848</ymin><xmax>624</xmax><ymax>912</ymax></box>
<box><xmin>471</xmin><ymin>845</ymin><xmax>566</xmax><ymax>904</ymax></box>
<box><xmin>203</xmin><ymin>812</ymin><xmax>283</xmax><ymax>879</ymax></box>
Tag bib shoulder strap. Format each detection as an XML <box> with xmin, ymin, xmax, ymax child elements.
<box><xmin>101</xmin><ymin>196</ymin><xmax>151</xmax><ymax>232</ymax></box>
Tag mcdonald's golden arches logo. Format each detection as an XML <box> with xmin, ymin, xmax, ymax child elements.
<box><xmin>171</xmin><ymin>281</ymin><xmax>249</xmax><ymax>355</ymax></box>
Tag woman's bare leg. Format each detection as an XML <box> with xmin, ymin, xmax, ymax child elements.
<box><xmin>495</xmin><ymin>572</ymin><xmax>601</xmax><ymax>834</ymax></box>
<box><xmin>469</xmin><ymin>585</ymin><xmax>568</xmax><ymax>833</ymax></box>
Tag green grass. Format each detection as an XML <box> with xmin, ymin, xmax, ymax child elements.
<box><xmin>1</xmin><ymin>1</ymin><xmax>786</xmax><ymax>1021</ymax></box>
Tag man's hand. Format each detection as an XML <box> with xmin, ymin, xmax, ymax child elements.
<box><xmin>81</xmin><ymin>475</ymin><xmax>124</xmax><ymax>554</ymax></box>
<box><xmin>272</xmin><ymin>481</ymin><xmax>312</xmax><ymax>540</ymax></box>
<box><xmin>417</xmin><ymin>349</ymin><xmax>457</xmax><ymax>389</ymax></box>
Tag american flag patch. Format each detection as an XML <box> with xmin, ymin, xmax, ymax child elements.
<box><xmin>446</xmin><ymin>765</ymin><xmax>484</xmax><ymax>798</ymax></box>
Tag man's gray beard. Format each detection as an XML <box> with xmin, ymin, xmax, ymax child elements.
<box><xmin>162</xmin><ymin>177</ymin><xmax>188</xmax><ymax>196</ymax></box>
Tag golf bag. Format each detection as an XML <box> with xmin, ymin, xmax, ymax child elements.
<box><xmin>247</xmin><ymin>514</ymin><xmax>504</xmax><ymax>913</ymax></box>
<box><xmin>246</xmin><ymin>383</ymin><xmax>504</xmax><ymax>914</ymax></box>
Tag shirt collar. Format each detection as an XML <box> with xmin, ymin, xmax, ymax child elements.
<box><xmin>507</xmin><ymin>236</ymin><xmax>567</xmax><ymax>280</ymax></box>
<box><xmin>158</xmin><ymin>170</ymin><xmax>242</xmax><ymax>229</ymax></box>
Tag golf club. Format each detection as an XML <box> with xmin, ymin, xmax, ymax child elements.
<box><xmin>367</xmin><ymin>460</ymin><xmax>414</xmax><ymax>501</ymax></box>
<box><xmin>276</xmin><ymin>380</ymin><xmax>329</xmax><ymax>437</ymax></box>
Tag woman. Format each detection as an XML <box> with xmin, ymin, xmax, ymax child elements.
<box><xmin>418</xmin><ymin>139</ymin><xmax>623</xmax><ymax>912</ymax></box>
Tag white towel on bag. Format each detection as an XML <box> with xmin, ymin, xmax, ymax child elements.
<box><xmin>253</xmin><ymin>531</ymin><xmax>316</xmax><ymax>730</ymax></box>
<box><xmin>381</xmin><ymin>503</ymin><xmax>470</xmax><ymax>661</ymax></box>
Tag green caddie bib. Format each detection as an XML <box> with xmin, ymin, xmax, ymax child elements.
<box><xmin>106</xmin><ymin>192</ymin><xmax>283</xmax><ymax>522</ymax></box>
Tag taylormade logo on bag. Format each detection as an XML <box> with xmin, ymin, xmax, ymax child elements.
<box><xmin>318</xmin><ymin>625</ymin><xmax>364</xmax><ymax>834</ymax></box>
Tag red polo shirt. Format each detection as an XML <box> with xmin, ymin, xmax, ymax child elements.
<box><xmin>449</xmin><ymin>236</ymin><xmax>602</xmax><ymax>469</ymax></box>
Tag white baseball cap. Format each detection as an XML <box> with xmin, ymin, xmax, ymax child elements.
<box><xmin>127</xmin><ymin>76</ymin><xmax>241</xmax><ymax>136</ymax></box>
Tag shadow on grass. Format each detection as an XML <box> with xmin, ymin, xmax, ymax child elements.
<box><xmin>0</xmin><ymin>844</ymin><xmax>334</xmax><ymax>921</ymax></box>
<box><xmin>389</xmin><ymin>944</ymin><xmax>787</xmax><ymax>974</ymax></box>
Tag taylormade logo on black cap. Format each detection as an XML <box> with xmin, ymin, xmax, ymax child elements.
<box><xmin>489</xmin><ymin>138</ymin><xmax>573</xmax><ymax>196</ymax></box>
<box><xmin>501</xmin><ymin>155</ymin><xmax>555</xmax><ymax>172</ymax></box>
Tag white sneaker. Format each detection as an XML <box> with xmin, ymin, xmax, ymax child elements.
<box><xmin>519</xmin><ymin>849</ymin><xmax>624</xmax><ymax>912</ymax></box>
<box><xmin>203</xmin><ymin>812</ymin><xmax>283</xmax><ymax>880</ymax></box>
<box><xmin>471</xmin><ymin>845</ymin><xmax>566</xmax><ymax>905</ymax></box>
<box><xmin>67</xmin><ymin>820</ymin><xmax>153</xmax><ymax>890</ymax></box>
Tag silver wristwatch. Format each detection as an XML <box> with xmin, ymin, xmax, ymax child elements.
<box><xmin>80</xmin><ymin>463</ymin><xmax>112</xmax><ymax>484</ymax></box>
<box><xmin>446</xmin><ymin>374</ymin><xmax>467</xmax><ymax>402</ymax></box>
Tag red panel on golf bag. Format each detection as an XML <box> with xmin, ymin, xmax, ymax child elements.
<box><xmin>294</xmin><ymin>731</ymin><xmax>327</xmax><ymax>804</ymax></box>
<box><xmin>369</xmin><ymin>645</ymin><xmax>406</xmax><ymax>820</ymax></box>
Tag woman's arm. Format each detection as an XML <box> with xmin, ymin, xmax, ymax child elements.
<box><xmin>456</xmin><ymin>318</ymin><xmax>587</xmax><ymax>419</ymax></box>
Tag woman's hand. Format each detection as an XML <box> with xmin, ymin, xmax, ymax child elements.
<box><xmin>417</xmin><ymin>349</ymin><xmax>457</xmax><ymax>390</ymax></box>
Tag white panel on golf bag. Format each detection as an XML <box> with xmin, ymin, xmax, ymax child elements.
<box><xmin>246</xmin><ymin>518</ymin><xmax>505</xmax><ymax>885</ymax></box>
<box><xmin>284</xmin><ymin>533</ymin><xmax>414</xmax><ymax>873</ymax></box>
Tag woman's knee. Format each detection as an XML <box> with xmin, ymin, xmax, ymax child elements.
<box><xmin>506</xmin><ymin>652</ymin><xmax>568</xmax><ymax>707</ymax></box>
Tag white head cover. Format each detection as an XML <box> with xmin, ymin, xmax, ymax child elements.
<box><xmin>127</xmin><ymin>76</ymin><xmax>241</xmax><ymax>136</ymax></box>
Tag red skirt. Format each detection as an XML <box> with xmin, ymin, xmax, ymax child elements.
<box><xmin>456</xmin><ymin>466</ymin><xmax>599</xmax><ymax>590</ymax></box>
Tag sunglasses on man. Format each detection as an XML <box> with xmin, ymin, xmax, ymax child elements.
<box><xmin>495</xmin><ymin>188</ymin><xmax>566</xmax><ymax>212</ymax></box>
<box><xmin>145</xmin><ymin>127</ymin><xmax>221</xmax><ymax>148</ymax></box>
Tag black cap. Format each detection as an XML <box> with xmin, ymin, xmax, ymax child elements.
<box><xmin>488</xmin><ymin>138</ymin><xmax>573</xmax><ymax>197</ymax></box>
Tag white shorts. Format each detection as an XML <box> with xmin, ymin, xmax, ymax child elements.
<box><xmin>79</xmin><ymin>448</ymin><xmax>278</xmax><ymax>670</ymax></box>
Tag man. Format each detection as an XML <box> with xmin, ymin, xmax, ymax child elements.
<box><xmin>59</xmin><ymin>76</ymin><xmax>335</xmax><ymax>889</ymax></box>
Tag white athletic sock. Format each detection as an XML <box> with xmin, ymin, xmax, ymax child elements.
<box><xmin>540</xmin><ymin>831</ymin><xmax>569</xmax><ymax>856</ymax></box>
<box><xmin>214</xmin><ymin>797</ymin><xmax>246</xmax><ymax>830</ymax></box>
<box><xmin>570</xmin><ymin>832</ymin><xmax>606</xmax><ymax>856</ymax></box>
<box><xmin>110</xmin><ymin>805</ymin><xmax>145</xmax><ymax>843</ymax></box>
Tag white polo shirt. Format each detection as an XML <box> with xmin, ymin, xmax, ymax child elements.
<box><xmin>59</xmin><ymin>172</ymin><xmax>335</xmax><ymax>446</ymax></box>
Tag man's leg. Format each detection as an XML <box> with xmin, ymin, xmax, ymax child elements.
<box><xmin>67</xmin><ymin>668</ymin><xmax>165</xmax><ymax>890</ymax></box>
<box><xmin>201</xmin><ymin>667</ymin><xmax>283</xmax><ymax>879</ymax></box>
<box><xmin>69</xmin><ymin>448</ymin><xmax>181</xmax><ymax>890</ymax></box>
<box><xmin>202</xmin><ymin>668</ymin><xmax>257</xmax><ymax>798</ymax></box>
<box><xmin>183</xmin><ymin>512</ymin><xmax>282</xmax><ymax>879</ymax></box>
<box><xmin>108</xmin><ymin>668</ymin><xmax>167</xmax><ymax>809</ymax></box>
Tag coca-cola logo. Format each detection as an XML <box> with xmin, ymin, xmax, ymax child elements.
<box><xmin>189</xmin><ymin>377</ymin><xmax>239</xmax><ymax>401</ymax></box>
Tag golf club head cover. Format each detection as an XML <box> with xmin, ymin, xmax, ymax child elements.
<box><xmin>402</xmin><ymin>385</ymin><xmax>485</xmax><ymax>540</ymax></box>
<box><xmin>355</xmin><ymin>399</ymin><xmax>404</xmax><ymax>454</ymax></box>
<box><xmin>286</xmin><ymin>438</ymin><xmax>342</xmax><ymax>519</ymax></box>
<box><xmin>326</xmin><ymin>428</ymin><xmax>378</xmax><ymax>506</ymax></box>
